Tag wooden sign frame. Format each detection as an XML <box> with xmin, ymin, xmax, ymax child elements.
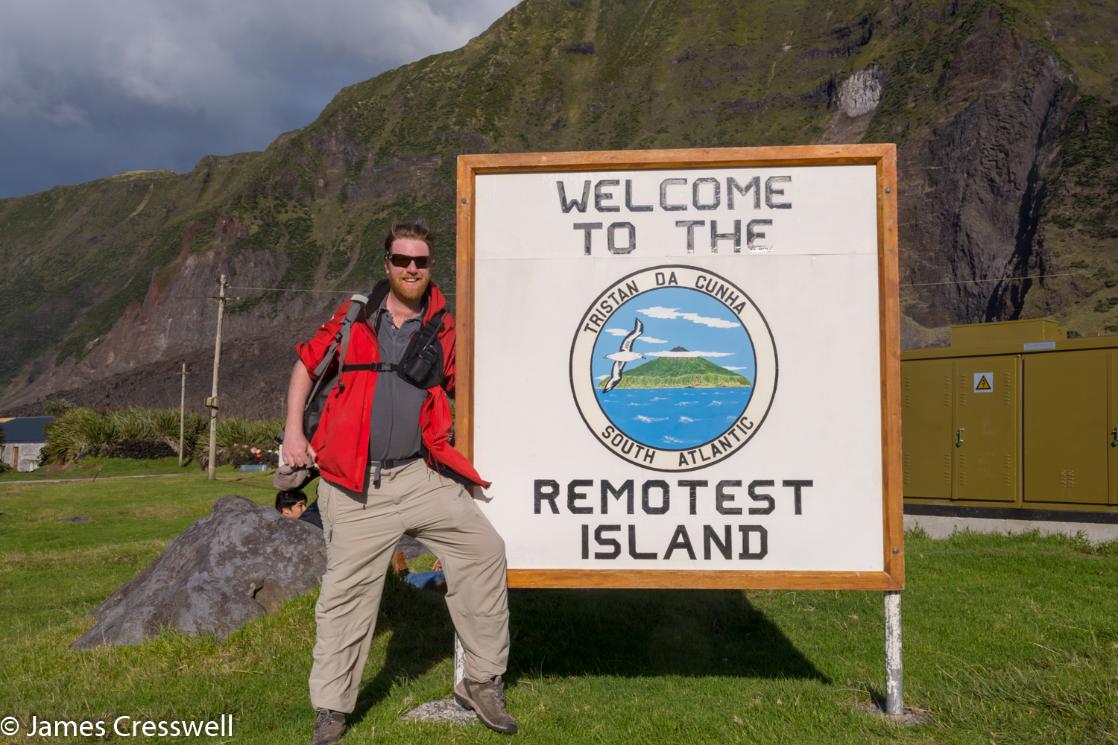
<box><xmin>455</xmin><ymin>145</ymin><xmax>902</xmax><ymax>591</ymax></box>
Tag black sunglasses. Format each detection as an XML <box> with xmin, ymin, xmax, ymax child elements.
<box><xmin>386</xmin><ymin>253</ymin><xmax>431</xmax><ymax>269</ymax></box>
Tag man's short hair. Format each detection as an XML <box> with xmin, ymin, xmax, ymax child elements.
<box><xmin>384</xmin><ymin>222</ymin><xmax>436</xmax><ymax>255</ymax></box>
<box><xmin>275</xmin><ymin>490</ymin><xmax>308</xmax><ymax>512</ymax></box>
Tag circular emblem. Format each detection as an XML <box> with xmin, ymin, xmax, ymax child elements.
<box><xmin>570</xmin><ymin>265</ymin><xmax>777</xmax><ymax>472</ymax></box>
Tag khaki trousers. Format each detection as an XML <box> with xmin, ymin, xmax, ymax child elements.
<box><xmin>308</xmin><ymin>459</ymin><xmax>510</xmax><ymax>713</ymax></box>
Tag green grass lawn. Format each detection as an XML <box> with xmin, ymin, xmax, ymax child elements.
<box><xmin>1</xmin><ymin>469</ymin><xmax>1116</xmax><ymax>744</ymax></box>
<box><xmin>0</xmin><ymin>456</ymin><xmax>223</xmax><ymax>482</ymax></box>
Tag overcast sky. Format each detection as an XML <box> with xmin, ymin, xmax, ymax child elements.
<box><xmin>0</xmin><ymin>0</ymin><xmax>519</xmax><ymax>198</ymax></box>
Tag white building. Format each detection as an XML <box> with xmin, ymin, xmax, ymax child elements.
<box><xmin>0</xmin><ymin>416</ymin><xmax>53</xmax><ymax>472</ymax></box>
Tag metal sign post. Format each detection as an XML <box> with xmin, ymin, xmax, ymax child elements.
<box><xmin>454</xmin><ymin>634</ymin><xmax>465</xmax><ymax>686</ymax></box>
<box><xmin>884</xmin><ymin>590</ymin><xmax>904</xmax><ymax>716</ymax></box>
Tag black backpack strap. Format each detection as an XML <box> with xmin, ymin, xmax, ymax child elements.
<box><xmin>360</xmin><ymin>280</ymin><xmax>391</xmax><ymax>324</ymax></box>
<box><xmin>410</xmin><ymin>308</ymin><xmax>446</xmax><ymax>344</ymax></box>
<box><xmin>428</xmin><ymin>308</ymin><xmax>447</xmax><ymax>331</ymax></box>
<box><xmin>340</xmin><ymin>362</ymin><xmax>396</xmax><ymax>372</ymax></box>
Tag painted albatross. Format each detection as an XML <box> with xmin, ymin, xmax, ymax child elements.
<box><xmin>603</xmin><ymin>318</ymin><xmax>644</xmax><ymax>393</ymax></box>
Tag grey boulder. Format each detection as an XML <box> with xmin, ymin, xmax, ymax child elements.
<box><xmin>72</xmin><ymin>495</ymin><xmax>325</xmax><ymax>649</ymax></box>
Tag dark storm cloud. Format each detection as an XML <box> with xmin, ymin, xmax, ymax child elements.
<box><xmin>0</xmin><ymin>0</ymin><xmax>519</xmax><ymax>197</ymax></box>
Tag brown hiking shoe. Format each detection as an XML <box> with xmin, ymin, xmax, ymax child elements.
<box><xmin>454</xmin><ymin>676</ymin><xmax>518</xmax><ymax>735</ymax></box>
<box><xmin>311</xmin><ymin>708</ymin><xmax>347</xmax><ymax>745</ymax></box>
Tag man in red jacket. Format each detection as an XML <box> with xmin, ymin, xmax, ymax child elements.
<box><xmin>282</xmin><ymin>223</ymin><xmax>516</xmax><ymax>744</ymax></box>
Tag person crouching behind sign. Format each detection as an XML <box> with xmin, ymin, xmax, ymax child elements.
<box><xmin>281</xmin><ymin>222</ymin><xmax>515</xmax><ymax>744</ymax></box>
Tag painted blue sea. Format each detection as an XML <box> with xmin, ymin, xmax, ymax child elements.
<box><xmin>594</xmin><ymin>386</ymin><xmax>753</xmax><ymax>450</ymax></box>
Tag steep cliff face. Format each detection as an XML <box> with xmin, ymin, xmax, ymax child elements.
<box><xmin>1</xmin><ymin>0</ymin><xmax>1115</xmax><ymax>416</ymax></box>
<box><xmin>892</xmin><ymin>6</ymin><xmax>1074</xmax><ymax>326</ymax></box>
<box><xmin>1018</xmin><ymin>94</ymin><xmax>1118</xmax><ymax>335</ymax></box>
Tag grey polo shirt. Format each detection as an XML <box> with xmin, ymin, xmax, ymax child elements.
<box><xmin>368</xmin><ymin>304</ymin><xmax>427</xmax><ymax>462</ymax></box>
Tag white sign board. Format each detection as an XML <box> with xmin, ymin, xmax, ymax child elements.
<box><xmin>457</xmin><ymin>146</ymin><xmax>902</xmax><ymax>590</ymax></box>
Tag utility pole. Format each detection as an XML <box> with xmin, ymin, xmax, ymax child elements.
<box><xmin>179</xmin><ymin>362</ymin><xmax>187</xmax><ymax>467</ymax></box>
<box><xmin>206</xmin><ymin>274</ymin><xmax>228</xmax><ymax>480</ymax></box>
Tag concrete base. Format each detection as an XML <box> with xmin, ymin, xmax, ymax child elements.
<box><xmin>904</xmin><ymin>514</ymin><xmax>1118</xmax><ymax>543</ymax></box>
<box><xmin>854</xmin><ymin>702</ymin><xmax>929</xmax><ymax>726</ymax></box>
<box><xmin>400</xmin><ymin>698</ymin><xmax>475</xmax><ymax>725</ymax></box>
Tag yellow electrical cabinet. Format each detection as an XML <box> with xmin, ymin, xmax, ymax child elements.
<box><xmin>954</xmin><ymin>356</ymin><xmax>1018</xmax><ymax>502</ymax></box>
<box><xmin>1112</xmin><ymin>352</ymin><xmax>1118</xmax><ymax>505</ymax></box>
<box><xmin>901</xmin><ymin>360</ymin><xmax>952</xmax><ymax>498</ymax></box>
<box><xmin>901</xmin><ymin>356</ymin><xmax>1018</xmax><ymax>502</ymax></box>
<box><xmin>902</xmin><ymin>319</ymin><xmax>1118</xmax><ymax>511</ymax></box>
<box><xmin>1023</xmin><ymin>350</ymin><xmax>1116</xmax><ymax>505</ymax></box>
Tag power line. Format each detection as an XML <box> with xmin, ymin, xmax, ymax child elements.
<box><xmin>226</xmin><ymin>284</ymin><xmax>456</xmax><ymax>297</ymax></box>
<box><xmin>175</xmin><ymin>273</ymin><xmax>1089</xmax><ymax>299</ymax></box>
<box><xmin>231</xmin><ymin>274</ymin><xmax>1084</xmax><ymax>294</ymax></box>
<box><xmin>227</xmin><ymin>285</ymin><xmax>358</xmax><ymax>294</ymax></box>
<box><xmin>903</xmin><ymin>271</ymin><xmax>1087</xmax><ymax>288</ymax></box>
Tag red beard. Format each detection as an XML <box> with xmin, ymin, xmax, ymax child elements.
<box><xmin>389</xmin><ymin>271</ymin><xmax>429</xmax><ymax>304</ymax></box>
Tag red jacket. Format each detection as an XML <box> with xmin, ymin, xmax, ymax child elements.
<box><xmin>294</xmin><ymin>282</ymin><xmax>489</xmax><ymax>493</ymax></box>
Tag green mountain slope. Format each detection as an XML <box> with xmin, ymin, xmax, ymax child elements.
<box><xmin>1</xmin><ymin>0</ymin><xmax>1116</xmax><ymax>415</ymax></box>
<box><xmin>602</xmin><ymin>354</ymin><xmax>751</xmax><ymax>390</ymax></box>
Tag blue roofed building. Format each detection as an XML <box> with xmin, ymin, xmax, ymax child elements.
<box><xmin>0</xmin><ymin>416</ymin><xmax>53</xmax><ymax>472</ymax></box>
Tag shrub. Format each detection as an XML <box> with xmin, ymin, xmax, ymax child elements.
<box><xmin>42</xmin><ymin>407</ymin><xmax>118</xmax><ymax>463</ymax></box>
<box><xmin>41</xmin><ymin>407</ymin><xmax>280</xmax><ymax>465</ymax></box>
<box><xmin>109</xmin><ymin>408</ymin><xmax>158</xmax><ymax>441</ymax></box>
<box><xmin>217</xmin><ymin>416</ymin><xmax>282</xmax><ymax>450</ymax></box>
<box><xmin>147</xmin><ymin>408</ymin><xmax>207</xmax><ymax>459</ymax></box>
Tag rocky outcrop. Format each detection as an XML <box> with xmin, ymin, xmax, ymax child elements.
<box><xmin>0</xmin><ymin>245</ymin><xmax>318</xmax><ymax>414</ymax></box>
<box><xmin>821</xmin><ymin>65</ymin><xmax>884</xmax><ymax>145</ymax></box>
<box><xmin>898</xmin><ymin>14</ymin><xmax>1074</xmax><ymax>327</ymax></box>
<box><xmin>836</xmin><ymin>67</ymin><xmax>882</xmax><ymax>117</ymax></box>
<box><xmin>72</xmin><ymin>495</ymin><xmax>325</xmax><ymax>649</ymax></box>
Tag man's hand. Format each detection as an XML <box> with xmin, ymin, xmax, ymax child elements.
<box><xmin>282</xmin><ymin>427</ymin><xmax>316</xmax><ymax>468</ymax></box>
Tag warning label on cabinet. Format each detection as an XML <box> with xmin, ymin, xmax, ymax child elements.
<box><xmin>973</xmin><ymin>372</ymin><xmax>994</xmax><ymax>393</ymax></box>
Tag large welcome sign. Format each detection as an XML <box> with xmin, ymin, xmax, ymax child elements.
<box><xmin>456</xmin><ymin>145</ymin><xmax>902</xmax><ymax>590</ymax></box>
